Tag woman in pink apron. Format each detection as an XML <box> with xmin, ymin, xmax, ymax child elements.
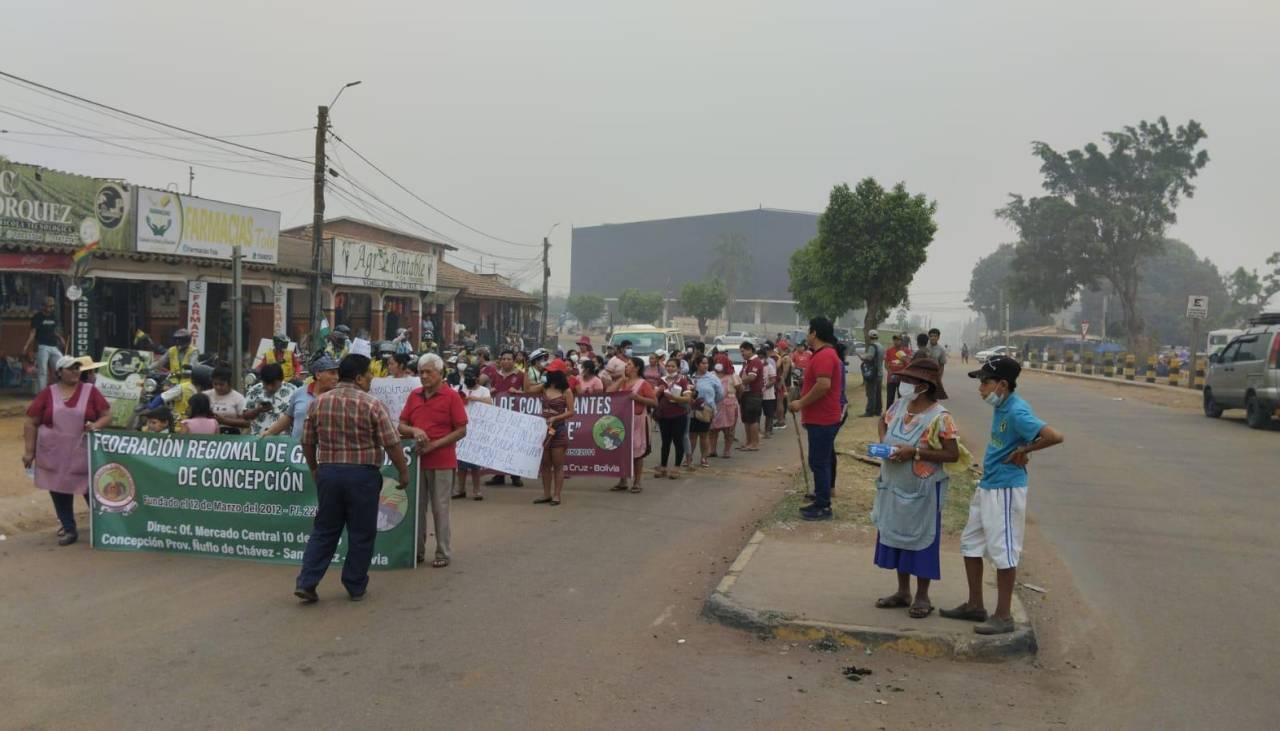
<box><xmin>608</xmin><ymin>356</ymin><xmax>657</xmax><ymax>493</ymax></box>
<box><xmin>23</xmin><ymin>356</ymin><xmax>112</xmax><ymax>545</ymax></box>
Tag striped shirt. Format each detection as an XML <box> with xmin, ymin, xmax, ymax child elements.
<box><xmin>302</xmin><ymin>382</ymin><xmax>400</xmax><ymax>466</ymax></box>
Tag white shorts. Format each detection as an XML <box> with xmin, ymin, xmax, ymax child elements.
<box><xmin>960</xmin><ymin>486</ymin><xmax>1027</xmax><ymax>570</ymax></box>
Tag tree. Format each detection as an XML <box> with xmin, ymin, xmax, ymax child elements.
<box><xmin>1076</xmin><ymin>240</ymin><xmax>1228</xmax><ymax>344</ymax></box>
<box><xmin>966</xmin><ymin>244</ymin><xmax>1052</xmax><ymax>332</ymax></box>
<box><xmin>708</xmin><ymin>233</ymin><xmax>752</xmax><ymax>330</ymax></box>
<box><xmin>788</xmin><ymin>178</ymin><xmax>938</xmax><ymax>337</ymax></box>
<box><xmin>999</xmin><ymin>117</ymin><xmax>1210</xmax><ymax>349</ymax></box>
<box><xmin>566</xmin><ymin>293</ymin><xmax>605</xmax><ymax>330</ymax></box>
<box><xmin>617</xmin><ymin>288</ymin><xmax>664</xmax><ymax>324</ymax></box>
<box><xmin>1265</xmin><ymin>251</ymin><xmax>1280</xmax><ymax>300</ymax></box>
<box><xmin>1223</xmin><ymin>266</ymin><xmax>1266</xmax><ymax>325</ymax></box>
<box><xmin>679</xmin><ymin>279</ymin><xmax>727</xmax><ymax>337</ymax></box>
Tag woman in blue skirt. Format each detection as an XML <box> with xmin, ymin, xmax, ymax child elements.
<box><xmin>870</xmin><ymin>359</ymin><xmax>959</xmax><ymax>619</ymax></box>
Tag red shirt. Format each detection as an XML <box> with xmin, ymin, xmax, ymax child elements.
<box><xmin>486</xmin><ymin>367</ymin><xmax>525</xmax><ymax>395</ymax></box>
<box><xmin>27</xmin><ymin>383</ymin><xmax>111</xmax><ymax>427</ymax></box>
<box><xmin>801</xmin><ymin>346</ymin><xmax>843</xmax><ymax>426</ymax></box>
<box><xmin>398</xmin><ymin>385</ymin><xmax>469</xmax><ymax>470</ymax></box>
<box><xmin>791</xmin><ymin>350</ymin><xmax>812</xmax><ymax>370</ymax></box>
<box><xmin>742</xmin><ymin>356</ymin><xmax>765</xmax><ymax>396</ymax></box>
<box><xmin>884</xmin><ymin>346</ymin><xmax>910</xmax><ymax>375</ymax></box>
<box><xmin>656</xmin><ymin>375</ymin><xmax>691</xmax><ymax>419</ymax></box>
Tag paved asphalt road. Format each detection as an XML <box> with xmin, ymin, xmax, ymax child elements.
<box><xmin>946</xmin><ymin>372</ymin><xmax>1280</xmax><ymax>728</ymax></box>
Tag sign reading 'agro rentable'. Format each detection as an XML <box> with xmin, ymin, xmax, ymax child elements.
<box><xmin>136</xmin><ymin>187</ymin><xmax>280</xmax><ymax>263</ymax></box>
<box><xmin>332</xmin><ymin>236</ymin><xmax>436</xmax><ymax>291</ymax></box>
<box><xmin>89</xmin><ymin>432</ymin><xmax>420</xmax><ymax>569</ymax></box>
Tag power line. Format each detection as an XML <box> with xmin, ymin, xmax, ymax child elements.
<box><xmin>0</xmin><ymin>107</ymin><xmax>311</xmax><ymax>181</ymax></box>
<box><xmin>327</xmin><ymin>128</ymin><xmax>540</xmax><ymax>249</ymax></box>
<box><xmin>0</xmin><ymin>126</ymin><xmax>311</xmax><ymax>141</ymax></box>
<box><xmin>0</xmin><ymin>70</ymin><xmax>312</xmax><ymax>166</ymax></box>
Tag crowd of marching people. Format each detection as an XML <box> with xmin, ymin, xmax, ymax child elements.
<box><xmin>22</xmin><ymin>312</ymin><xmax>1064</xmax><ymax>631</ymax></box>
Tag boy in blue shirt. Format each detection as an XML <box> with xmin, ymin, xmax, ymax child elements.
<box><xmin>941</xmin><ymin>357</ymin><xmax>1064</xmax><ymax>635</ymax></box>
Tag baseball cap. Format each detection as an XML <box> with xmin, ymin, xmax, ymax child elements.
<box><xmin>867</xmin><ymin>329</ymin><xmax>879</xmax><ymax>339</ymax></box>
<box><xmin>968</xmin><ymin>355</ymin><xmax>1021</xmax><ymax>384</ymax></box>
<box><xmin>55</xmin><ymin>355</ymin><xmax>81</xmax><ymax>371</ymax></box>
<box><xmin>310</xmin><ymin>354</ymin><xmax>340</xmax><ymax>372</ymax></box>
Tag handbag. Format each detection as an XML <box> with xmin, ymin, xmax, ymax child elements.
<box><xmin>692</xmin><ymin>396</ymin><xmax>714</xmax><ymax>423</ymax></box>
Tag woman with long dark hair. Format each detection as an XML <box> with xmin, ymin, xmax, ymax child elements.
<box><xmin>534</xmin><ymin>368</ymin><xmax>575</xmax><ymax>505</ymax></box>
<box><xmin>607</xmin><ymin>356</ymin><xmax>657</xmax><ymax>493</ymax></box>
<box><xmin>654</xmin><ymin>357</ymin><xmax>692</xmax><ymax>479</ymax></box>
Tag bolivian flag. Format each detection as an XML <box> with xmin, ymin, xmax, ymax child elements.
<box><xmin>72</xmin><ymin>239</ymin><xmax>100</xmax><ymax>264</ymax></box>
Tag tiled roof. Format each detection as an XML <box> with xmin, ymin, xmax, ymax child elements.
<box><xmin>438</xmin><ymin>261</ymin><xmax>539</xmax><ymax>304</ymax></box>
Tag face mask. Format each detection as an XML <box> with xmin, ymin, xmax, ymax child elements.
<box><xmin>714</xmin><ymin>363</ymin><xmax>724</xmax><ymax>373</ymax></box>
<box><xmin>569</xmin><ymin>354</ymin><xmax>579</xmax><ymax>363</ymax></box>
<box><xmin>984</xmin><ymin>391</ymin><xmax>1005</xmax><ymax>407</ymax></box>
<box><xmin>624</xmin><ymin>348</ymin><xmax>633</xmax><ymax>357</ymax></box>
<box><xmin>898</xmin><ymin>382</ymin><xmax>920</xmax><ymax>401</ymax></box>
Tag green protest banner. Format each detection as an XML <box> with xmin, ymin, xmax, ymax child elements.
<box><xmin>88</xmin><ymin>432</ymin><xmax>419</xmax><ymax>569</ymax></box>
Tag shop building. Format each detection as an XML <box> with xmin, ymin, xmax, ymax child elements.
<box><xmin>436</xmin><ymin>261</ymin><xmax>541</xmax><ymax>349</ymax></box>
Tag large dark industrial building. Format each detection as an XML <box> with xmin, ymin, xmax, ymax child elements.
<box><xmin>570</xmin><ymin>207</ymin><xmax>819</xmax><ymax>324</ymax></box>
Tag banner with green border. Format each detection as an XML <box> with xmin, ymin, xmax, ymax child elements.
<box><xmin>0</xmin><ymin>157</ymin><xmax>134</xmax><ymax>250</ymax></box>
<box><xmin>88</xmin><ymin>432</ymin><xmax>419</xmax><ymax>569</ymax></box>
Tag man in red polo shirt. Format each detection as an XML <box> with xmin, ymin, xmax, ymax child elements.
<box><xmin>399</xmin><ymin>352</ymin><xmax>468</xmax><ymax>567</ymax></box>
<box><xmin>482</xmin><ymin>349</ymin><xmax>526</xmax><ymax>487</ymax></box>
<box><xmin>738</xmin><ymin>341</ymin><xmax>765</xmax><ymax>450</ymax></box>
<box><xmin>789</xmin><ymin>317</ymin><xmax>844</xmax><ymax>521</ymax></box>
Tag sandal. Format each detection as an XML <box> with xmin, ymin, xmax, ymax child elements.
<box><xmin>699</xmin><ymin>459</ymin><xmax>710</xmax><ymax>468</ymax></box>
<box><xmin>875</xmin><ymin>593</ymin><xmax>912</xmax><ymax>609</ymax></box>
<box><xmin>431</xmin><ymin>558</ymin><xmax>450</xmax><ymax>568</ymax></box>
<box><xmin>549</xmin><ymin>499</ymin><xmax>561</xmax><ymax>506</ymax></box>
<box><xmin>532</xmin><ymin>497</ymin><xmax>554</xmax><ymax>504</ymax></box>
<box><xmin>654</xmin><ymin>468</ymin><xmax>667</xmax><ymax>479</ymax></box>
<box><xmin>667</xmin><ymin>472</ymin><xmax>677</xmax><ymax>480</ymax></box>
<box><xmin>629</xmin><ymin>484</ymin><xmax>642</xmax><ymax>493</ymax></box>
<box><xmin>909</xmin><ymin>600</ymin><xmax>934</xmax><ymax>619</ymax></box>
<box><xmin>451</xmin><ymin>493</ymin><xmax>466</xmax><ymax>499</ymax></box>
<box><xmin>473</xmin><ymin>495</ymin><xmax>484</xmax><ymax>501</ymax></box>
<box><xmin>609</xmin><ymin>483</ymin><xmax>629</xmax><ymax>492</ymax></box>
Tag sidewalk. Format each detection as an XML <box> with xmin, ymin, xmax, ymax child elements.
<box><xmin>1024</xmin><ymin>364</ymin><xmax>1200</xmax><ymax>396</ymax></box>
<box><xmin>703</xmin><ymin>531</ymin><xmax>1036</xmax><ymax>662</ymax></box>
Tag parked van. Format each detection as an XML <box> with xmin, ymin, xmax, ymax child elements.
<box><xmin>1203</xmin><ymin>312</ymin><xmax>1280</xmax><ymax>429</ymax></box>
<box><xmin>608</xmin><ymin>325</ymin><xmax>685</xmax><ymax>357</ymax></box>
<box><xmin>1207</xmin><ymin>328</ymin><xmax>1244</xmax><ymax>357</ymax></box>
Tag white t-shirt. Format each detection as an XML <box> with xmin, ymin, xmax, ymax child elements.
<box><xmin>763</xmin><ymin>360</ymin><xmax>778</xmax><ymax>391</ymax></box>
<box><xmin>207</xmin><ymin>390</ymin><xmax>246</xmax><ymax>420</ymax></box>
<box><xmin>458</xmin><ymin>384</ymin><xmax>491</xmax><ymax>404</ymax></box>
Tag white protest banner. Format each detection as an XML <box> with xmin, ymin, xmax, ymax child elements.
<box><xmin>370</xmin><ymin>377</ymin><xmax>419</xmax><ymax>420</ymax></box>
<box><xmin>350</xmin><ymin>337</ymin><xmax>372</xmax><ymax>357</ymax></box>
<box><xmin>456</xmin><ymin>402</ymin><xmax>546</xmax><ymax>479</ymax></box>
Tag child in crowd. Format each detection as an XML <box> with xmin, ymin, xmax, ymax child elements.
<box><xmin>143</xmin><ymin>406</ymin><xmax>174</xmax><ymax>434</ymax></box>
<box><xmin>178</xmin><ymin>393</ymin><xmax>220</xmax><ymax>435</ymax></box>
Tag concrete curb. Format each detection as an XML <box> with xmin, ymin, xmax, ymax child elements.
<box><xmin>702</xmin><ymin>531</ymin><xmax>1037</xmax><ymax>662</ymax></box>
<box><xmin>1024</xmin><ymin>366</ymin><xmax>1198</xmax><ymax>395</ymax></box>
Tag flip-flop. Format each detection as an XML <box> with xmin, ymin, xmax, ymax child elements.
<box><xmin>875</xmin><ymin>594</ymin><xmax>912</xmax><ymax>609</ymax></box>
<box><xmin>609</xmin><ymin>484</ymin><xmax>629</xmax><ymax>492</ymax></box>
<box><xmin>431</xmin><ymin>559</ymin><xmax>450</xmax><ymax>568</ymax></box>
<box><xmin>629</xmin><ymin>485</ymin><xmax>642</xmax><ymax>493</ymax></box>
<box><xmin>532</xmin><ymin>497</ymin><xmax>554</xmax><ymax>504</ymax></box>
<box><xmin>473</xmin><ymin>495</ymin><xmax>484</xmax><ymax>501</ymax></box>
<box><xmin>908</xmin><ymin>600</ymin><xmax>934</xmax><ymax>619</ymax></box>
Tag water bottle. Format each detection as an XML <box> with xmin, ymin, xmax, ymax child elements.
<box><xmin>868</xmin><ymin>443</ymin><xmax>895</xmax><ymax>460</ymax></box>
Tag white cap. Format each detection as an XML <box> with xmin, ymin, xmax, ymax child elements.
<box><xmin>868</xmin><ymin>329</ymin><xmax>879</xmax><ymax>339</ymax></box>
<box><xmin>55</xmin><ymin>355</ymin><xmax>81</xmax><ymax>371</ymax></box>
<box><xmin>654</xmin><ymin>349</ymin><xmax>668</xmax><ymax>359</ymax></box>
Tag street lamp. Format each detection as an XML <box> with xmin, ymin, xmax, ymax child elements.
<box><xmin>329</xmin><ymin>80</ymin><xmax>363</xmax><ymax>111</ymax></box>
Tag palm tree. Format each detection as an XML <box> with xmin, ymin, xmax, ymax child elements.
<box><xmin>708</xmin><ymin>233</ymin><xmax>752</xmax><ymax>332</ymax></box>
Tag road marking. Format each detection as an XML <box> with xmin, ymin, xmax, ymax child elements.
<box><xmin>651</xmin><ymin>605</ymin><xmax>674</xmax><ymax>627</ymax></box>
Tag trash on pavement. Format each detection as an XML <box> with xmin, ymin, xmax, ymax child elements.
<box><xmin>1020</xmin><ymin>582</ymin><xmax>1048</xmax><ymax>594</ymax></box>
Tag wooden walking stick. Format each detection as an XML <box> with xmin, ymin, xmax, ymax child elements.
<box><xmin>791</xmin><ymin>410</ymin><xmax>810</xmax><ymax>493</ymax></box>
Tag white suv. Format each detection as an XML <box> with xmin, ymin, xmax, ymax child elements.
<box><xmin>1203</xmin><ymin>314</ymin><xmax>1280</xmax><ymax>429</ymax></box>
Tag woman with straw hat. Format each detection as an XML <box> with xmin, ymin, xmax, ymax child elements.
<box><xmin>870</xmin><ymin>358</ymin><xmax>960</xmax><ymax>619</ymax></box>
<box><xmin>22</xmin><ymin>355</ymin><xmax>112</xmax><ymax>546</ymax></box>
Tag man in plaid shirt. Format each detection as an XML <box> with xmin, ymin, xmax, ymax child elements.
<box><xmin>295</xmin><ymin>354</ymin><xmax>410</xmax><ymax>603</ymax></box>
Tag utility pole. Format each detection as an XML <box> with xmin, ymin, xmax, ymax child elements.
<box><xmin>541</xmin><ymin>235</ymin><xmax>551</xmax><ymax>349</ymax></box>
<box><xmin>1101</xmin><ymin>294</ymin><xmax>1108</xmax><ymax>341</ymax></box>
<box><xmin>188</xmin><ymin>166</ymin><xmax>194</xmax><ymax>196</ymax></box>
<box><xmin>232</xmin><ymin>245</ymin><xmax>243</xmax><ymax>390</ymax></box>
<box><xmin>309</xmin><ymin>104</ymin><xmax>328</xmax><ymax>345</ymax></box>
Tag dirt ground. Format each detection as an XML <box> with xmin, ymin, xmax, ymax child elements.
<box><xmin>0</xmin><ymin>415</ymin><xmax>89</xmax><ymax>536</ymax></box>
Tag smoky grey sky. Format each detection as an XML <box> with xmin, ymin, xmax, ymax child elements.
<box><xmin>3</xmin><ymin>0</ymin><xmax>1277</xmax><ymax>327</ymax></box>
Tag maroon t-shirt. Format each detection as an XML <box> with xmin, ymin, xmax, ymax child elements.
<box><xmin>656</xmin><ymin>376</ymin><xmax>691</xmax><ymax>419</ymax></box>
<box><xmin>742</xmin><ymin>356</ymin><xmax>765</xmax><ymax>396</ymax></box>
<box><xmin>486</xmin><ymin>367</ymin><xmax>525</xmax><ymax>394</ymax></box>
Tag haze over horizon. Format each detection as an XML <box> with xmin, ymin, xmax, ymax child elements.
<box><xmin>3</xmin><ymin>0</ymin><xmax>1276</xmax><ymax>327</ymax></box>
